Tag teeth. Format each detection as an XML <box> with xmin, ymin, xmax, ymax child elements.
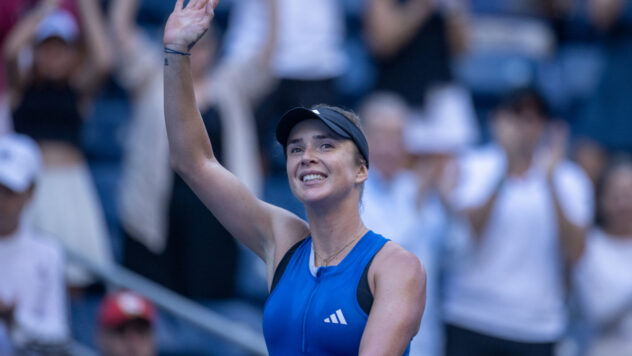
<box><xmin>303</xmin><ymin>174</ymin><xmax>324</xmax><ymax>182</ymax></box>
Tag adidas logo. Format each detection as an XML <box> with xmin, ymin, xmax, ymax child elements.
<box><xmin>323</xmin><ymin>309</ymin><xmax>347</xmax><ymax>325</ymax></box>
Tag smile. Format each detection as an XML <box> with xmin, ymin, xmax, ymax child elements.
<box><xmin>301</xmin><ymin>173</ymin><xmax>326</xmax><ymax>182</ymax></box>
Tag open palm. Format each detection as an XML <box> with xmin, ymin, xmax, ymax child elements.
<box><xmin>163</xmin><ymin>0</ymin><xmax>218</xmax><ymax>50</ymax></box>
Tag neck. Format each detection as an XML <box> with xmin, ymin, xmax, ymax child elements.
<box><xmin>507</xmin><ymin>152</ymin><xmax>533</xmax><ymax>177</ymax></box>
<box><xmin>306</xmin><ymin>197</ymin><xmax>366</xmax><ymax>257</ymax></box>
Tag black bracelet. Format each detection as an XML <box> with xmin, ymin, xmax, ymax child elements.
<box><xmin>164</xmin><ymin>47</ymin><xmax>191</xmax><ymax>56</ymax></box>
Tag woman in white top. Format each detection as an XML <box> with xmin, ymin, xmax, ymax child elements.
<box><xmin>575</xmin><ymin>157</ymin><xmax>632</xmax><ymax>356</ymax></box>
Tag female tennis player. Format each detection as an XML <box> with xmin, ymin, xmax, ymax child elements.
<box><xmin>162</xmin><ymin>0</ymin><xmax>426</xmax><ymax>354</ymax></box>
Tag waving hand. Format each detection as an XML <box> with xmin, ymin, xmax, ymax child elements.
<box><xmin>163</xmin><ymin>0</ymin><xmax>218</xmax><ymax>52</ymax></box>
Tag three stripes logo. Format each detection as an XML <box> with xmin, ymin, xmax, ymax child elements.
<box><xmin>323</xmin><ymin>309</ymin><xmax>347</xmax><ymax>325</ymax></box>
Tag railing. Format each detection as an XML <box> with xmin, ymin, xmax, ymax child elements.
<box><xmin>65</xmin><ymin>249</ymin><xmax>268</xmax><ymax>356</ymax></box>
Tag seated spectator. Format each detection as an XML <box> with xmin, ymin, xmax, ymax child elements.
<box><xmin>575</xmin><ymin>157</ymin><xmax>632</xmax><ymax>356</ymax></box>
<box><xmin>0</xmin><ymin>133</ymin><xmax>69</xmax><ymax>354</ymax></box>
<box><xmin>444</xmin><ymin>88</ymin><xmax>593</xmax><ymax>355</ymax></box>
<box><xmin>97</xmin><ymin>291</ymin><xmax>156</xmax><ymax>356</ymax></box>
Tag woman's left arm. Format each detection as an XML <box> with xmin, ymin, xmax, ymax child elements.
<box><xmin>359</xmin><ymin>244</ymin><xmax>426</xmax><ymax>356</ymax></box>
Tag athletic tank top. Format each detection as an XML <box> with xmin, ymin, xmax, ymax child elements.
<box><xmin>263</xmin><ymin>230</ymin><xmax>411</xmax><ymax>355</ymax></box>
<box><xmin>12</xmin><ymin>81</ymin><xmax>83</xmax><ymax>146</ymax></box>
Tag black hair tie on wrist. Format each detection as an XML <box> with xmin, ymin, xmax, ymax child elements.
<box><xmin>164</xmin><ymin>47</ymin><xmax>191</xmax><ymax>56</ymax></box>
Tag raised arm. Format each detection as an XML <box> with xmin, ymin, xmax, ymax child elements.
<box><xmin>211</xmin><ymin>0</ymin><xmax>278</xmax><ymax>196</ymax></box>
<box><xmin>364</xmin><ymin>0</ymin><xmax>432</xmax><ymax>58</ymax></box>
<box><xmin>109</xmin><ymin>0</ymin><xmax>141</xmax><ymax>51</ymax></box>
<box><xmin>163</xmin><ymin>0</ymin><xmax>308</xmax><ymax>277</ymax></box>
<box><xmin>108</xmin><ymin>0</ymin><xmax>162</xmax><ymax>93</ymax></box>
<box><xmin>73</xmin><ymin>0</ymin><xmax>113</xmax><ymax>95</ymax></box>
<box><xmin>3</xmin><ymin>0</ymin><xmax>59</xmax><ymax>97</ymax></box>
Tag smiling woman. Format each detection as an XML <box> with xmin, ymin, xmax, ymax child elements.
<box><xmin>162</xmin><ymin>0</ymin><xmax>426</xmax><ymax>354</ymax></box>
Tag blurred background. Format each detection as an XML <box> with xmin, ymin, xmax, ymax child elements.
<box><xmin>0</xmin><ymin>0</ymin><xmax>631</xmax><ymax>355</ymax></box>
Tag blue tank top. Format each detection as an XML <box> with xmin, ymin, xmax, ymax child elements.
<box><xmin>263</xmin><ymin>230</ymin><xmax>411</xmax><ymax>355</ymax></box>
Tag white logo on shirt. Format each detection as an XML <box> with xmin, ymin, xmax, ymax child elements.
<box><xmin>323</xmin><ymin>309</ymin><xmax>347</xmax><ymax>325</ymax></box>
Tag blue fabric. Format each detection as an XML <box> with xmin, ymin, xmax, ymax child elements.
<box><xmin>263</xmin><ymin>230</ymin><xmax>410</xmax><ymax>355</ymax></box>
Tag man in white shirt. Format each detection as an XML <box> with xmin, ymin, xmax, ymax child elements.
<box><xmin>360</xmin><ymin>92</ymin><xmax>456</xmax><ymax>356</ymax></box>
<box><xmin>444</xmin><ymin>88</ymin><xmax>594</xmax><ymax>355</ymax></box>
<box><xmin>0</xmin><ymin>134</ymin><xmax>69</xmax><ymax>352</ymax></box>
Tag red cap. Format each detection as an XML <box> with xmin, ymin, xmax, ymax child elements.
<box><xmin>98</xmin><ymin>291</ymin><xmax>156</xmax><ymax>329</ymax></box>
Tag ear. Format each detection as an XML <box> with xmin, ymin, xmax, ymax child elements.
<box><xmin>355</xmin><ymin>164</ymin><xmax>369</xmax><ymax>184</ymax></box>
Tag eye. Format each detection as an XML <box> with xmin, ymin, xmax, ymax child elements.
<box><xmin>289</xmin><ymin>146</ymin><xmax>303</xmax><ymax>154</ymax></box>
<box><xmin>320</xmin><ymin>143</ymin><xmax>334</xmax><ymax>150</ymax></box>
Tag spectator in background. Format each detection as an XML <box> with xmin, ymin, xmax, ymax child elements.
<box><xmin>364</xmin><ymin>0</ymin><xmax>478</xmax><ymax>169</ymax></box>
<box><xmin>0</xmin><ymin>134</ymin><xmax>69</xmax><ymax>354</ymax></box>
<box><xmin>359</xmin><ymin>92</ymin><xmax>454</xmax><ymax>356</ymax></box>
<box><xmin>575</xmin><ymin>0</ymin><xmax>632</xmax><ymax>182</ymax></box>
<box><xmin>365</xmin><ymin>0</ymin><xmax>458</xmax><ymax>105</ymax></box>
<box><xmin>443</xmin><ymin>88</ymin><xmax>593</xmax><ymax>355</ymax></box>
<box><xmin>2</xmin><ymin>0</ymin><xmax>113</xmax><ymax>287</ymax></box>
<box><xmin>97</xmin><ymin>291</ymin><xmax>156</xmax><ymax>356</ymax></box>
<box><xmin>574</xmin><ymin>157</ymin><xmax>632</xmax><ymax>356</ymax></box>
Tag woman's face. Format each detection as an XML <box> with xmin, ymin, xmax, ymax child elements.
<box><xmin>285</xmin><ymin>119</ymin><xmax>367</xmax><ymax>206</ymax></box>
<box><xmin>492</xmin><ymin>109</ymin><xmax>546</xmax><ymax>157</ymax></box>
<box><xmin>33</xmin><ymin>37</ymin><xmax>77</xmax><ymax>81</ymax></box>
<box><xmin>600</xmin><ymin>165</ymin><xmax>632</xmax><ymax>231</ymax></box>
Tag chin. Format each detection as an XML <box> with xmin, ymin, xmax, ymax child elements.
<box><xmin>295</xmin><ymin>190</ymin><xmax>329</xmax><ymax>206</ymax></box>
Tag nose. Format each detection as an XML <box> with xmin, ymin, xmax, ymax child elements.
<box><xmin>300</xmin><ymin>146</ymin><xmax>318</xmax><ymax>166</ymax></box>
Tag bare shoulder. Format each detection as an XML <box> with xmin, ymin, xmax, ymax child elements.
<box><xmin>266</xmin><ymin>202</ymin><xmax>310</xmax><ymax>264</ymax></box>
<box><xmin>374</xmin><ymin>242</ymin><xmax>425</xmax><ymax>276</ymax></box>
<box><xmin>370</xmin><ymin>241</ymin><xmax>426</xmax><ymax>293</ymax></box>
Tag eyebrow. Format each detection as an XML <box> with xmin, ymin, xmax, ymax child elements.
<box><xmin>287</xmin><ymin>134</ymin><xmax>337</xmax><ymax>146</ymax></box>
<box><xmin>313</xmin><ymin>134</ymin><xmax>336</xmax><ymax>140</ymax></box>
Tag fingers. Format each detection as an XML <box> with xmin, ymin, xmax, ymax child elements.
<box><xmin>189</xmin><ymin>0</ymin><xmax>207</xmax><ymax>10</ymax></box>
<box><xmin>206</xmin><ymin>0</ymin><xmax>217</xmax><ymax>16</ymax></box>
<box><xmin>174</xmin><ymin>0</ymin><xmax>184</xmax><ymax>11</ymax></box>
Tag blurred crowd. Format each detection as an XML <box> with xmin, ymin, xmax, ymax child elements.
<box><xmin>0</xmin><ymin>0</ymin><xmax>631</xmax><ymax>355</ymax></box>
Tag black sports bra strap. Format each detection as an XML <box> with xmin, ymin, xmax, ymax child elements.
<box><xmin>356</xmin><ymin>253</ymin><xmax>378</xmax><ymax>316</ymax></box>
<box><xmin>270</xmin><ymin>238</ymin><xmax>306</xmax><ymax>293</ymax></box>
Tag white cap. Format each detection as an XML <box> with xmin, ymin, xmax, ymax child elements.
<box><xmin>404</xmin><ymin>85</ymin><xmax>480</xmax><ymax>154</ymax></box>
<box><xmin>0</xmin><ymin>134</ymin><xmax>42</xmax><ymax>193</ymax></box>
<box><xmin>35</xmin><ymin>9</ymin><xmax>79</xmax><ymax>44</ymax></box>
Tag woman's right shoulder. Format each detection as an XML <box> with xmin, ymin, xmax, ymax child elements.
<box><xmin>265</xmin><ymin>205</ymin><xmax>309</xmax><ymax>265</ymax></box>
